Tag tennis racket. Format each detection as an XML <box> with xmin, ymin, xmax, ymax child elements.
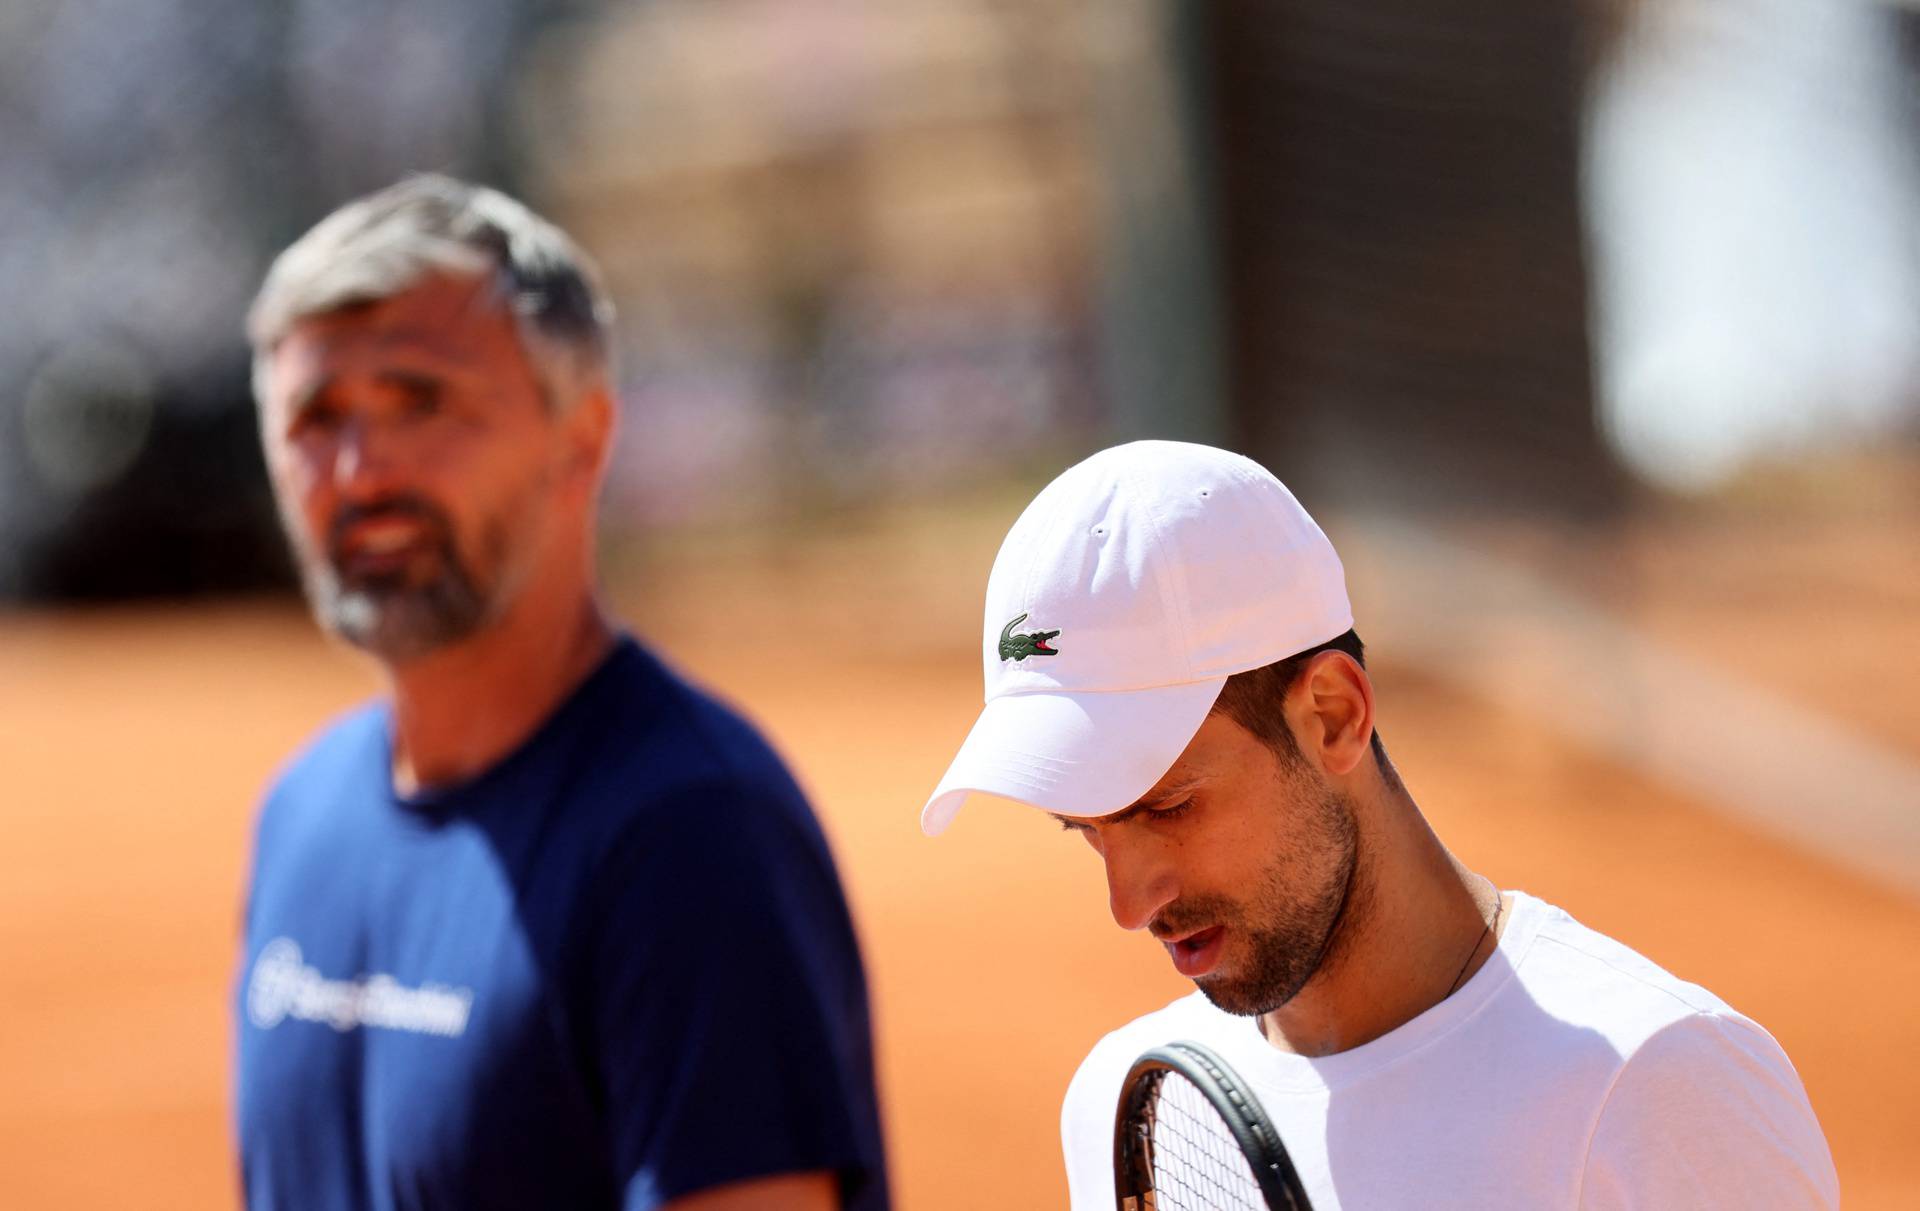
<box><xmin>1112</xmin><ymin>1039</ymin><xmax>1312</xmax><ymax>1211</ymax></box>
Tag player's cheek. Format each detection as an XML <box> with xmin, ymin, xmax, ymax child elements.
<box><xmin>290</xmin><ymin>460</ymin><xmax>335</xmax><ymax>532</ymax></box>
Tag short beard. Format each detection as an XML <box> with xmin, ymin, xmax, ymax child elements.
<box><xmin>291</xmin><ymin>494</ymin><xmax>502</xmax><ymax>664</ymax></box>
<box><xmin>314</xmin><ymin>563</ymin><xmax>489</xmax><ymax>663</ymax></box>
<box><xmin>1184</xmin><ymin>784</ymin><xmax>1362</xmax><ymax>1017</ymax></box>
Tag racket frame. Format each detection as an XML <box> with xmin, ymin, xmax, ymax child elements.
<box><xmin>1111</xmin><ymin>1039</ymin><xmax>1311</xmax><ymax>1211</ymax></box>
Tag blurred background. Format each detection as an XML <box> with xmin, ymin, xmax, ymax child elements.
<box><xmin>2</xmin><ymin>0</ymin><xmax>1917</xmax><ymax>1206</ymax></box>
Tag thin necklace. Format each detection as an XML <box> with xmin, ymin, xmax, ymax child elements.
<box><xmin>1445</xmin><ymin>887</ymin><xmax>1503</xmax><ymax>998</ymax></box>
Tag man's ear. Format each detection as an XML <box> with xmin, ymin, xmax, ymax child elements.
<box><xmin>562</xmin><ymin>384</ymin><xmax>615</xmax><ymax>486</ymax></box>
<box><xmin>1287</xmin><ymin>651</ymin><xmax>1376</xmax><ymax>777</ymax></box>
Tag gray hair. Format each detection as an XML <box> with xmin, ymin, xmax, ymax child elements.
<box><xmin>247</xmin><ymin>174</ymin><xmax>615</xmax><ymax>411</ymax></box>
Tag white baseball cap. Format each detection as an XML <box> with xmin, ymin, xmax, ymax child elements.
<box><xmin>921</xmin><ymin>440</ymin><xmax>1352</xmax><ymax>835</ymax></box>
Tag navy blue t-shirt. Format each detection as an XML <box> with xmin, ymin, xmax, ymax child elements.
<box><xmin>236</xmin><ymin>637</ymin><xmax>888</xmax><ymax>1210</ymax></box>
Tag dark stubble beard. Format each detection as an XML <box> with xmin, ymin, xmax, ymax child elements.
<box><xmin>292</xmin><ymin>494</ymin><xmax>502</xmax><ymax>664</ymax></box>
<box><xmin>1165</xmin><ymin>782</ymin><xmax>1363</xmax><ymax>1017</ymax></box>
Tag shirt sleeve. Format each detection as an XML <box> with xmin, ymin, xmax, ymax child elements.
<box><xmin>1578</xmin><ymin>1012</ymin><xmax>1839</xmax><ymax>1210</ymax></box>
<box><xmin>1060</xmin><ymin>1032</ymin><xmax>1135</xmax><ymax>1211</ymax></box>
<box><xmin>579</xmin><ymin>778</ymin><xmax>886</xmax><ymax>1211</ymax></box>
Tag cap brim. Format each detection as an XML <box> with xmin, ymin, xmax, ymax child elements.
<box><xmin>920</xmin><ymin>678</ymin><xmax>1227</xmax><ymax>835</ymax></box>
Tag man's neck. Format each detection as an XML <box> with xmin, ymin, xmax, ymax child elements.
<box><xmin>1257</xmin><ymin>784</ymin><xmax>1499</xmax><ymax>1057</ymax></box>
<box><xmin>385</xmin><ymin>586</ymin><xmax>616</xmax><ymax>796</ymax></box>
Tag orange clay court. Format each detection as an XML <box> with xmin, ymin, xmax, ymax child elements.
<box><xmin>2</xmin><ymin>495</ymin><xmax>1917</xmax><ymax>1209</ymax></box>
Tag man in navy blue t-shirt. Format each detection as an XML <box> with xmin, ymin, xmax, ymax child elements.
<box><xmin>238</xmin><ymin>174</ymin><xmax>888</xmax><ymax>1211</ymax></box>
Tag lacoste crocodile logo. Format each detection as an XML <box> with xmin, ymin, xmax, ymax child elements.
<box><xmin>998</xmin><ymin>613</ymin><xmax>1061</xmax><ymax>661</ymax></box>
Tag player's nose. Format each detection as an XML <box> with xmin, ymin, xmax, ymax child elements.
<box><xmin>1100</xmin><ymin>835</ymin><xmax>1178</xmax><ymax>933</ymax></box>
<box><xmin>333</xmin><ymin>416</ymin><xmax>404</xmax><ymax>498</ymax></box>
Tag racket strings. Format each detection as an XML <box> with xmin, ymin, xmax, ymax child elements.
<box><xmin>1142</xmin><ymin>1071</ymin><xmax>1271</xmax><ymax>1211</ymax></box>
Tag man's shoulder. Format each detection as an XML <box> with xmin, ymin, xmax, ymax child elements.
<box><xmin>260</xmin><ymin>701</ymin><xmax>388</xmax><ymax>818</ymax></box>
<box><xmin>1510</xmin><ymin>892</ymin><xmax>1745</xmax><ymax>1054</ymax></box>
<box><xmin>247</xmin><ymin>701</ymin><xmax>391</xmax><ymax>877</ymax></box>
<box><xmin>1064</xmin><ymin>992</ymin><xmax>1229</xmax><ymax>1117</ymax></box>
<box><xmin>1515</xmin><ymin>899</ymin><xmax>1839</xmax><ymax>1205</ymax></box>
<box><xmin>553</xmin><ymin>639</ymin><xmax>836</xmax><ymax>898</ymax></box>
<box><xmin>275</xmin><ymin>701</ymin><xmax>388</xmax><ymax>785</ymax></box>
<box><xmin>589</xmin><ymin>637</ymin><xmax>807</xmax><ymax>812</ymax></box>
<box><xmin>1496</xmin><ymin>893</ymin><xmax>1832</xmax><ymax>1169</ymax></box>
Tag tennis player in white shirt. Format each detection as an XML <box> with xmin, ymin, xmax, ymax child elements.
<box><xmin>923</xmin><ymin>440</ymin><xmax>1838</xmax><ymax>1210</ymax></box>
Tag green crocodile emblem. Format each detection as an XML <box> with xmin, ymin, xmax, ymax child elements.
<box><xmin>998</xmin><ymin>613</ymin><xmax>1060</xmax><ymax>661</ymax></box>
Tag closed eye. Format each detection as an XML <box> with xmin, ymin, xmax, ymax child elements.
<box><xmin>388</xmin><ymin>372</ymin><xmax>446</xmax><ymax>419</ymax></box>
<box><xmin>1147</xmin><ymin>798</ymin><xmax>1196</xmax><ymax>822</ymax></box>
<box><xmin>289</xmin><ymin>398</ymin><xmax>344</xmax><ymax>437</ymax></box>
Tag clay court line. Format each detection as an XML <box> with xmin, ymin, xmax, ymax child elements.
<box><xmin>1345</xmin><ymin>518</ymin><xmax>1920</xmax><ymax>899</ymax></box>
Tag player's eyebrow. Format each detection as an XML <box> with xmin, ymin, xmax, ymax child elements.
<box><xmin>1047</xmin><ymin>775</ymin><xmax>1205</xmax><ymax>830</ymax></box>
<box><xmin>377</xmin><ymin>367</ymin><xmax>448</xmax><ymax>400</ymax></box>
<box><xmin>286</xmin><ymin>364</ymin><xmax>455</xmax><ymax>415</ymax></box>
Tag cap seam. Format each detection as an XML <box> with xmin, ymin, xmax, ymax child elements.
<box><xmin>1121</xmin><ymin>455</ymin><xmax>1198</xmax><ymax>683</ymax></box>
